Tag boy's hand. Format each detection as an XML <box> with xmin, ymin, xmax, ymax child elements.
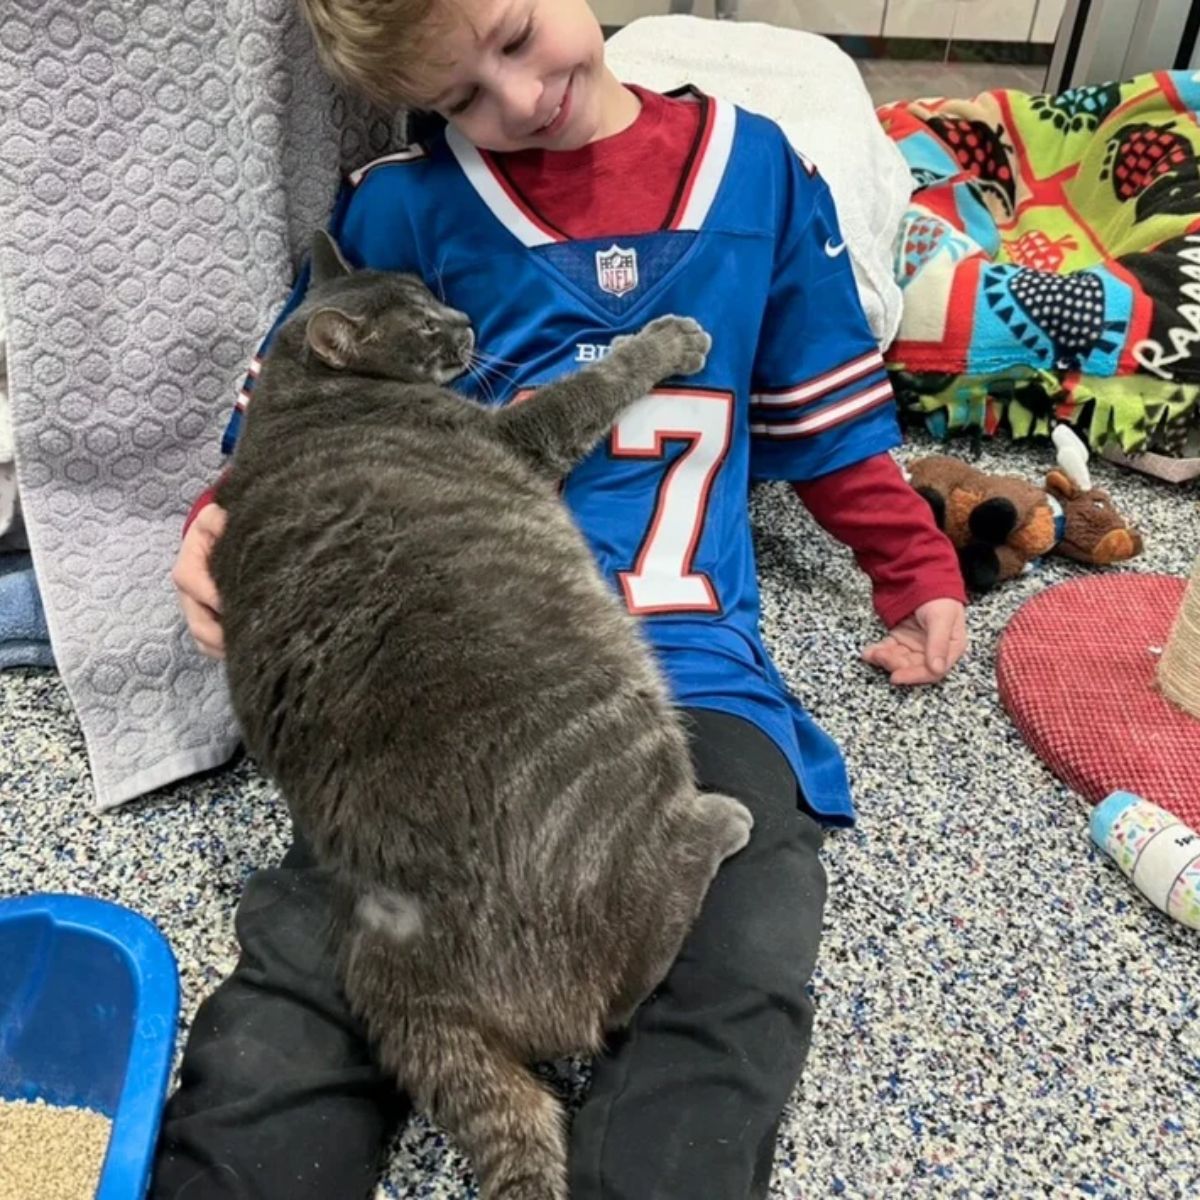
<box><xmin>862</xmin><ymin>598</ymin><xmax>966</xmax><ymax>686</ymax></box>
<box><xmin>172</xmin><ymin>503</ymin><xmax>227</xmax><ymax>659</ymax></box>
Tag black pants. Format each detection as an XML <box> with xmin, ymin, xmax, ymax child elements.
<box><xmin>151</xmin><ymin>709</ymin><xmax>827</xmax><ymax>1199</ymax></box>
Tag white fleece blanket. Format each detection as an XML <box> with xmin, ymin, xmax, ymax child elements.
<box><xmin>607</xmin><ymin>16</ymin><xmax>910</xmax><ymax>346</ymax></box>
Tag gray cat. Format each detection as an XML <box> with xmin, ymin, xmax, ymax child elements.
<box><xmin>211</xmin><ymin>230</ymin><xmax>753</xmax><ymax>1200</ymax></box>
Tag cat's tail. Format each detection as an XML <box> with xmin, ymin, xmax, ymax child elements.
<box><xmin>386</xmin><ymin>1019</ymin><xmax>567</xmax><ymax>1200</ymax></box>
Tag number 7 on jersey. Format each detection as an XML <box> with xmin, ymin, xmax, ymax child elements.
<box><xmin>611</xmin><ymin>388</ymin><xmax>734</xmax><ymax>615</ymax></box>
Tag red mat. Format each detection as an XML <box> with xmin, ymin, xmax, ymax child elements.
<box><xmin>996</xmin><ymin>574</ymin><xmax>1200</xmax><ymax>828</ymax></box>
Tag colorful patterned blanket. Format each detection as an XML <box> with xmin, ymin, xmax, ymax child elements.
<box><xmin>879</xmin><ymin>71</ymin><xmax>1200</xmax><ymax>459</ymax></box>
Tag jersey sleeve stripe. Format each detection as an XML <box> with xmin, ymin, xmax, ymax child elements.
<box><xmin>749</xmin><ymin>364</ymin><xmax>889</xmax><ymax>421</ymax></box>
<box><xmin>220</xmin><ymin>407</ymin><xmax>244</xmax><ymax>457</ymax></box>
<box><xmin>750</xmin><ymin>349</ymin><xmax>884</xmax><ymax>408</ymax></box>
<box><xmin>232</xmin><ymin>353</ymin><xmax>263</xmax><ymax>410</ymax></box>
<box><xmin>750</xmin><ymin>380</ymin><xmax>894</xmax><ymax>439</ymax></box>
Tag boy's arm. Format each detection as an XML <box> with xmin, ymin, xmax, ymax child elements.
<box><xmin>748</xmin><ymin>146</ymin><xmax>899</xmax><ymax>488</ymax></box>
<box><xmin>748</xmin><ymin>137</ymin><xmax>965</xmax><ymax>679</ymax></box>
<box><xmin>182</xmin><ymin>479</ymin><xmax>222</xmax><ymax>537</ymax></box>
<box><xmin>795</xmin><ymin>453</ymin><xmax>968</xmax><ymax>685</ymax></box>
<box><xmin>792</xmin><ymin>454</ymin><xmax>965</xmax><ymax>629</ymax></box>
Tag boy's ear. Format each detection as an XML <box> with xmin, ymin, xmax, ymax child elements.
<box><xmin>306</xmin><ymin>307</ymin><xmax>363</xmax><ymax>368</ymax></box>
<box><xmin>310</xmin><ymin>229</ymin><xmax>354</xmax><ymax>285</ymax></box>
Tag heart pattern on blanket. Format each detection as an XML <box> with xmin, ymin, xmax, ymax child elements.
<box><xmin>898</xmin><ymin>210</ymin><xmax>977</xmax><ymax>283</ymax></box>
<box><xmin>926</xmin><ymin>116</ymin><xmax>1016</xmax><ymax>217</ymax></box>
<box><xmin>1102</xmin><ymin>122</ymin><xmax>1194</xmax><ymax>201</ymax></box>
<box><xmin>1029</xmin><ymin>82</ymin><xmax>1122</xmax><ymax>134</ymax></box>
<box><xmin>901</xmin><ymin>214</ymin><xmax>947</xmax><ymax>278</ymax></box>
<box><xmin>1101</xmin><ymin>121</ymin><xmax>1200</xmax><ymax>221</ymax></box>
<box><xmin>1007</xmin><ymin>231</ymin><xmax>1079</xmax><ymax>273</ymax></box>
<box><xmin>984</xmin><ymin>267</ymin><xmax>1127</xmax><ymax>370</ymax></box>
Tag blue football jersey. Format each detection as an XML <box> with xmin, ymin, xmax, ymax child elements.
<box><xmin>223</xmin><ymin>90</ymin><xmax>901</xmax><ymax>825</ymax></box>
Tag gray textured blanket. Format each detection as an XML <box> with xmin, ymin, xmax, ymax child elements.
<box><xmin>0</xmin><ymin>0</ymin><xmax>401</xmax><ymax>807</ymax></box>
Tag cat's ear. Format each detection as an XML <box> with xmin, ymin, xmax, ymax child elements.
<box><xmin>310</xmin><ymin>230</ymin><xmax>353</xmax><ymax>285</ymax></box>
<box><xmin>306</xmin><ymin>307</ymin><xmax>363</xmax><ymax>369</ymax></box>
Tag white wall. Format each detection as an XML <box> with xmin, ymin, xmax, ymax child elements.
<box><xmin>734</xmin><ymin>0</ymin><xmax>886</xmax><ymax>35</ymax></box>
<box><xmin>1032</xmin><ymin>0</ymin><xmax>1069</xmax><ymax>43</ymax></box>
<box><xmin>592</xmin><ymin>1</ymin><xmax>715</xmax><ymax>21</ymax></box>
<box><xmin>883</xmin><ymin>0</ymin><xmax>1037</xmax><ymax>41</ymax></box>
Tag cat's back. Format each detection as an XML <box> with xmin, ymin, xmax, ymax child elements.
<box><xmin>215</xmin><ymin>373</ymin><xmax>664</xmax><ymax>781</ymax></box>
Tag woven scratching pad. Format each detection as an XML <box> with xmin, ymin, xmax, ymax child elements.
<box><xmin>997</xmin><ymin>574</ymin><xmax>1200</xmax><ymax>827</ymax></box>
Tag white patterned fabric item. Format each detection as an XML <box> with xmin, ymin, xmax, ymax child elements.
<box><xmin>0</xmin><ymin>0</ymin><xmax>402</xmax><ymax>808</ymax></box>
<box><xmin>0</xmin><ymin>294</ymin><xmax>17</xmax><ymax>540</ymax></box>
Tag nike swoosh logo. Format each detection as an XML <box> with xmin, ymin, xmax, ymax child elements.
<box><xmin>824</xmin><ymin>238</ymin><xmax>847</xmax><ymax>258</ymax></box>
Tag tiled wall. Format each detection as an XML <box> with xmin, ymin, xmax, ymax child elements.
<box><xmin>1030</xmin><ymin>0</ymin><xmax>1068</xmax><ymax>42</ymax></box>
<box><xmin>593</xmin><ymin>0</ymin><xmax>1069</xmax><ymax>41</ymax></box>
<box><xmin>729</xmin><ymin>0</ymin><xmax>887</xmax><ymax>34</ymax></box>
<box><xmin>592</xmin><ymin>0</ymin><xmax>712</xmax><ymax>21</ymax></box>
<box><xmin>884</xmin><ymin>0</ymin><xmax>1037</xmax><ymax>40</ymax></box>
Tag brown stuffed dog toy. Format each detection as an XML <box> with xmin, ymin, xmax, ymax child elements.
<box><xmin>907</xmin><ymin>427</ymin><xmax>1144</xmax><ymax>593</ymax></box>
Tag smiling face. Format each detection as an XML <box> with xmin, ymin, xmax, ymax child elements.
<box><xmin>416</xmin><ymin>0</ymin><xmax>638</xmax><ymax>152</ymax></box>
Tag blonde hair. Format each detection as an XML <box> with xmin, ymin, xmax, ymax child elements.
<box><xmin>297</xmin><ymin>0</ymin><xmax>456</xmax><ymax>108</ymax></box>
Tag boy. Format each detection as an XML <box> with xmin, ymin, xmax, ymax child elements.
<box><xmin>159</xmin><ymin>1</ymin><xmax>968</xmax><ymax>1196</ymax></box>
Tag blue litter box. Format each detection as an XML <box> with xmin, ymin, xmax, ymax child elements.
<box><xmin>0</xmin><ymin>893</ymin><xmax>180</xmax><ymax>1199</ymax></box>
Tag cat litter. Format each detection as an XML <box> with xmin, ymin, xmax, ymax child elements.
<box><xmin>0</xmin><ymin>895</ymin><xmax>180</xmax><ymax>1200</ymax></box>
<box><xmin>0</xmin><ymin>1097</ymin><xmax>111</xmax><ymax>1200</ymax></box>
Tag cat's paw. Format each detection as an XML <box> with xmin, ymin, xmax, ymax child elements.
<box><xmin>696</xmin><ymin>792</ymin><xmax>754</xmax><ymax>861</ymax></box>
<box><xmin>638</xmin><ymin>315</ymin><xmax>712</xmax><ymax>377</ymax></box>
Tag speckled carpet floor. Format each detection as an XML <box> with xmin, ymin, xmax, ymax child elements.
<box><xmin>2</xmin><ymin>433</ymin><xmax>1198</xmax><ymax>1199</ymax></box>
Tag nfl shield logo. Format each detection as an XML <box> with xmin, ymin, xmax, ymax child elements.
<box><xmin>595</xmin><ymin>244</ymin><xmax>639</xmax><ymax>297</ymax></box>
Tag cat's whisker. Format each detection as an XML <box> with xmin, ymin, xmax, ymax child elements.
<box><xmin>477</xmin><ymin>370</ymin><xmax>517</xmax><ymax>399</ymax></box>
<box><xmin>475</xmin><ymin>350</ymin><xmax>523</xmax><ymax>370</ymax></box>
<box><xmin>430</xmin><ymin>255</ymin><xmax>449</xmax><ymax>303</ymax></box>
<box><xmin>470</xmin><ymin>371</ymin><xmax>494</xmax><ymax>407</ymax></box>
<box><xmin>472</xmin><ymin>354</ymin><xmax>519</xmax><ymax>391</ymax></box>
<box><xmin>465</xmin><ymin>360</ymin><xmax>498</xmax><ymax>407</ymax></box>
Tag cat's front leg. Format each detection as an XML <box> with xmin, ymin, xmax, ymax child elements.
<box><xmin>604</xmin><ymin>314</ymin><xmax>711</xmax><ymax>388</ymax></box>
<box><xmin>494</xmin><ymin>316</ymin><xmax>710</xmax><ymax>478</ymax></box>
